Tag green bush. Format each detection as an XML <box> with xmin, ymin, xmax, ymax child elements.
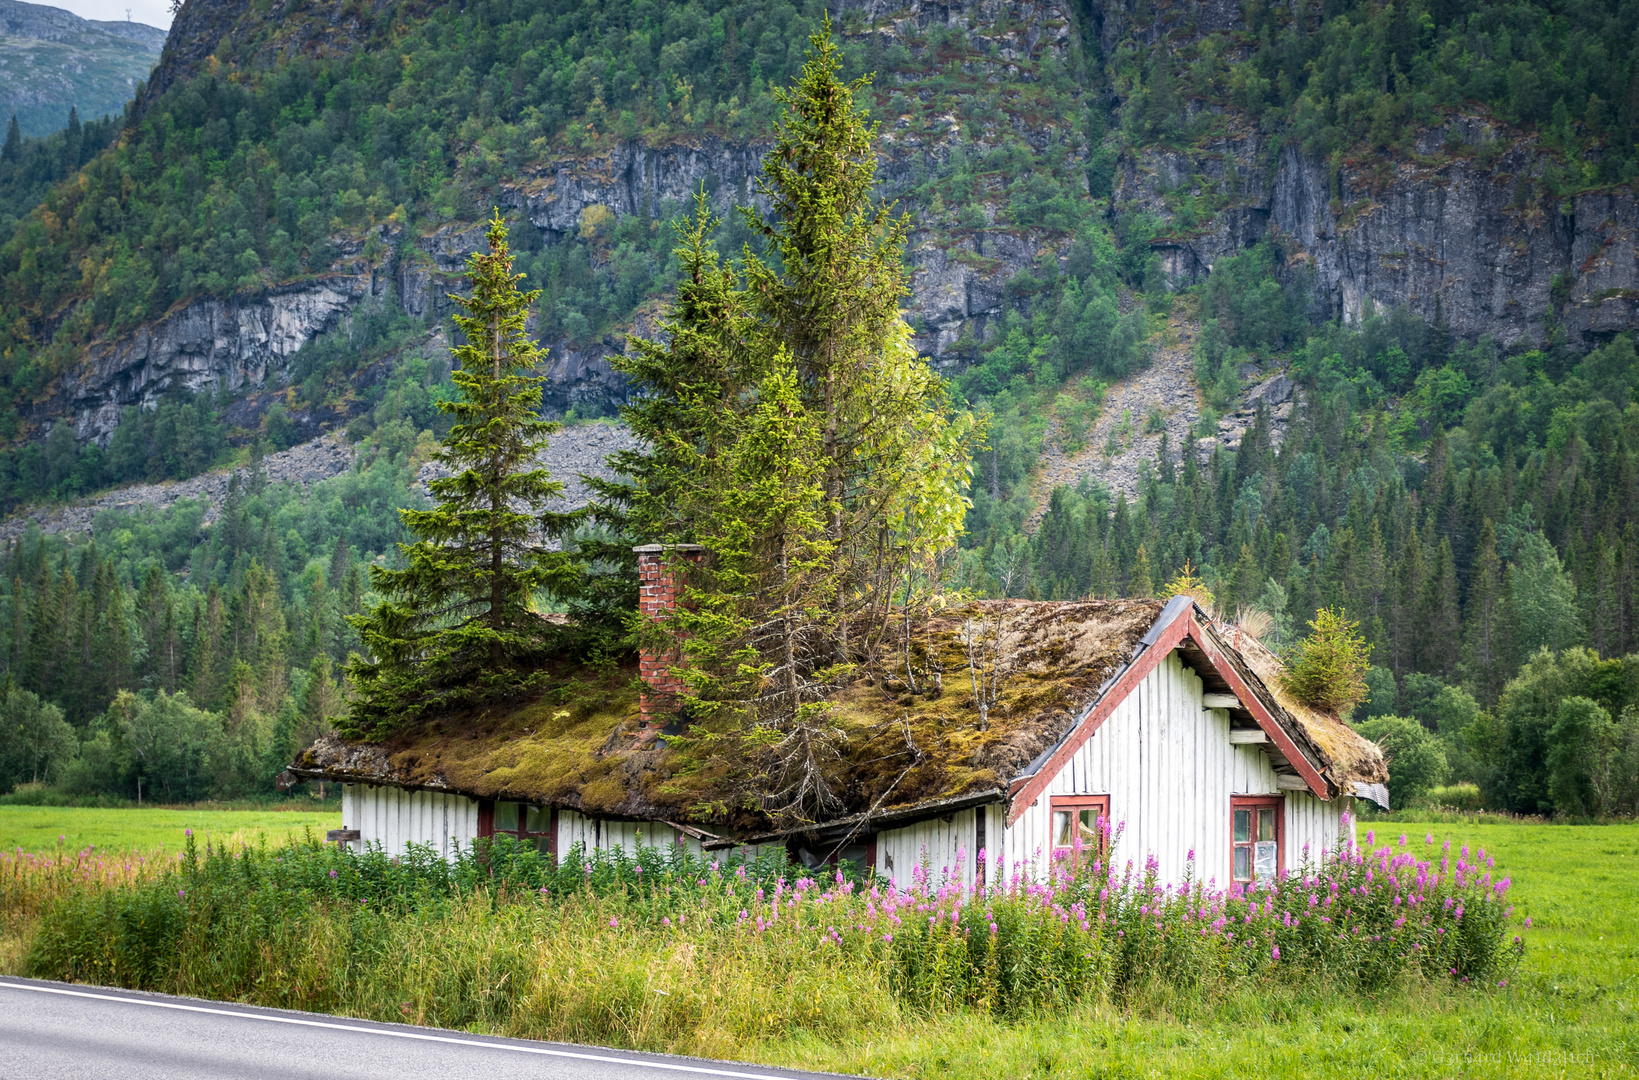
<box><xmin>1357</xmin><ymin>715</ymin><xmax>1450</xmax><ymax>809</ymax></box>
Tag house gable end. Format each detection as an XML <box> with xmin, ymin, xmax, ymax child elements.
<box><xmin>1006</xmin><ymin>604</ymin><xmax>1331</xmax><ymax>826</ymax></box>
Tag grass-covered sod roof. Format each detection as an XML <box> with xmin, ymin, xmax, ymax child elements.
<box><xmin>290</xmin><ymin>599</ymin><xmax>1387</xmax><ymax>832</ymax></box>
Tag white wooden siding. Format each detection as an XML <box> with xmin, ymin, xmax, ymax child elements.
<box><xmin>994</xmin><ymin>650</ymin><xmax>1351</xmax><ymax>890</ymax></box>
<box><xmin>1284</xmin><ymin>791</ymin><xmax>1353</xmax><ymax>869</ymax></box>
<box><xmin>873</xmin><ymin>809</ymin><xmax>981</xmax><ymax>890</ymax></box>
<box><xmin>342</xmin><ymin>784</ymin><xmax>478</xmax><ymax>860</ymax></box>
<box><xmin>555</xmin><ymin>809</ymin><xmax>731</xmax><ymax>862</ymax></box>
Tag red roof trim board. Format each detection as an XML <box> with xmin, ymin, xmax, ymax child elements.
<box><xmin>1005</xmin><ymin>605</ymin><xmax>1329</xmax><ymax>827</ymax></box>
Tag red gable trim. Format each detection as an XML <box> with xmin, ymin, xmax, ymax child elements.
<box><xmin>1005</xmin><ymin>609</ymin><xmax>1329</xmax><ymax>827</ymax></box>
<box><xmin>1005</xmin><ymin>610</ymin><xmax>1191</xmax><ymax>827</ymax></box>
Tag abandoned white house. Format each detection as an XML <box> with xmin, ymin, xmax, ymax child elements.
<box><xmin>286</xmin><ymin>553</ymin><xmax>1389</xmax><ymax>890</ymax></box>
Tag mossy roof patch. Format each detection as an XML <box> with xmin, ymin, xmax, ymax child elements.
<box><xmin>824</xmin><ymin>599</ymin><xmax>1166</xmax><ymax>815</ymax></box>
<box><xmin>290</xmin><ymin>600</ymin><xmax>1167</xmax><ymax>830</ymax></box>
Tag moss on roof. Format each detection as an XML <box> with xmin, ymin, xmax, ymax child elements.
<box><xmin>291</xmin><ymin>599</ymin><xmax>1389</xmax><ymax>829</ymax></box>
<box><xmin>292</xmin><ymin>599</ymin><xmax>1166</xmax><ymax>829</ymax></box>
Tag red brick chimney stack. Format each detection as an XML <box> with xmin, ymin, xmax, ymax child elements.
<box><xmin>634</xmin><ymin>543</ymin><xmax>705</xmax><ymax>730</ymax></box>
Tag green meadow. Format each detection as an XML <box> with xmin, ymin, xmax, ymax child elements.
<box><xmin>2</xmin><ymin>813</ymin><xmax>1631</xmax><ymax>1078</ymax></box>
<box><xmin>0</xmin><ymin>805</ymin><xmax>340</xmax><ymax>855</ymax></box>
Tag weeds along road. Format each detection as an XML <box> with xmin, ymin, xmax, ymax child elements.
<box><xmin>0</xmin><ymin>978</ymin><xmax>857</xmax><ymax>1080</ymax></box>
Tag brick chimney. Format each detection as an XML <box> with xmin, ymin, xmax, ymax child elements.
<box><xmin>634</xmin><ymin>543</ymin><xmax>705</xmax><ymax>731</ymax></box>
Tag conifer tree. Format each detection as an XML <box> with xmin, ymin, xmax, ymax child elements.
<box><xmin>1129</xmin><ymin>543</ymin><xmax>1154</xmax><ymax>598</ymax></box>
<box><xmin>346</xmin><ymin>213</ymin><xmax>579</xmax><ymax>736</ymax></box>
<box><xmin>1281</xmin><ymin>607</ymin><xmax>1372</xmax><ymax>714</ymax></box>
<box><xmin>191</xmin><ymin>582</ymin><xmax>227</xmax><ymax>710</ymax></box>
<box><xmin>608</xmin><ymin>24</ymin><xmax>974</xmax><ymax>819</ymax></box>
<box><xmin>1</xmin><ymin>115</ymin><xmax>19</xmax><ymax>165</ymax></box>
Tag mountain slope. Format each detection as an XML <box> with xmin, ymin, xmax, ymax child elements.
<box><xmin>0</xmin><ymin>0</ymin><xmax>164</xmax><ymax>135</ymax></box>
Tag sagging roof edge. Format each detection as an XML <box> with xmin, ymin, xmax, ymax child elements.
<box><xmin>698</xmin><ymin>789</ymin><xmax>1008</xmax><ymax>850</ymax></box>
<box><xmin>1351</xmin><ymin>781</ymin><xmax>1391</xmax><ymax>811</ymax></box>
<box><xmin>284</xmin><ymin>762</ymin><xmax>1008</xmax><ymax>850</ymax></box>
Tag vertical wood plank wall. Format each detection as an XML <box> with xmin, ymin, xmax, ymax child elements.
<box><xmin>556</xmin><ymin>810</ymin><xmax>715</xmax><ymax>861</ymax></box>
<box><xmin>342</xmin><ymin>784</ymin><xmax>478</xmax><ymax>860</ymax></box>
<box><xmin>873</xmin><ymin>808</ymin><xmax>982</xmax><ymax>890</ymax></box>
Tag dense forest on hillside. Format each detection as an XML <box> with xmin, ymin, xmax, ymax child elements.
<box><xmin>0</xmin><ymin>0</ymin><xmax>1636</xmax><ymax>815</ymax></box>
<box><xmin>0</xmin><ymin>0</ymin><xmax>1633</xmax><ymax>442</ymax></box>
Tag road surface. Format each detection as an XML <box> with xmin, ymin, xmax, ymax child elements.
<box><xmin>0</xmin><ymin>977</ymin><xmax>859</xmax><ymax>1079</ymax></box>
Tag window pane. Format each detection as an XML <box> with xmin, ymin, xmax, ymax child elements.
<box><xmin>494</xmin><ymin>801</ymin><xmax>519</xmax><ymax>833</ymax></box>
<box><xmin>1053</xmin><ymin>810</ymin><xmax>1073</xmax><ymax>848</ymax></box>
<box><xmin>1076</xmin><ymin>807</ymin><xmax>1099</xmax><ymax>846</ymax></box>
<box><xmin>525</xmin><ymin>806</ymin><xmax>550</xmax><ymax>834</ymax></box>
<box><xmin>1258</xmin><ymin>808</ymin><xmax>1276</xmax><ymax>842</ymax></box>
<box><xmin>1233</xmin><ymin>809</ymin><xmax>1251</xmax><ymax>843</ymax></box>
<box><xmin>1233</xmin><ymin>844</ymin><xmax>1251</xmax><ymax>881</ymax></box>
<box><xmin>1255</xmin><ymin>840</ymin><xmax>1277</xmax><ymax>880</ymax></box>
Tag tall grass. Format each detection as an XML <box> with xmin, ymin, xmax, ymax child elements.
<box><xmin>9</xmin><ymin>821</ymin><xmax>1523</xmax><ymax>1058</ymax></box>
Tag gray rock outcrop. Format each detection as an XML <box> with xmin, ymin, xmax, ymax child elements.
<box><xmin>1119</xmin><ymin>116</ymin><xmax>1639</xmax><ymax>350</ymax></box>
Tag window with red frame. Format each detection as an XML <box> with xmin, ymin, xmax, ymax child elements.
<box><xmin>1050</xmin><ymin>794</ymin><xmax>1111</xmax><ymax>862</ymax></box>
<box><xmin>478</xmin><ymin>800</ymin><xmax>556</xmax><ymax>856</ymax></box>
<box><xmin>1231</xmin><ymin>796</ymin><xmax>1283</xmax><ymax>883</ymax></box>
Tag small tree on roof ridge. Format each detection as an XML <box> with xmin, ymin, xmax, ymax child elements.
<box><xmin>1280</xmin><ymin>606</ymin><xmax>1372</xmax><ymax>715</ymax></box>
<box><xmin>344</xmin><ymin>212</ymin><xmax>580</xmax><ymax>737</ymax></box>
<box><xmin>1161</xmin><ymin>560</ymin><xmax>1215</xmax><ymax>612</ymax></box>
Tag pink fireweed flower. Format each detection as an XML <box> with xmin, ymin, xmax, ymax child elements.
<box><xmin>610</xmin><ymin>917</ymin><xmax>618</xmax><ymax>929</ymax></box>
<box><xmin>1272</xmin><ymin>945</ymin><xmax>1280</xmax><ymax>961</ymax></box>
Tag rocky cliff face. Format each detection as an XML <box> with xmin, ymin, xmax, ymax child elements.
<box><xmin>53</xmin><ymin>0</ymin><xmax>1080</xmax><ymax>439</ymax></box>
<box><xmin>44</xmin><ymin>0</ymin><xmax>1639</xmax><ymax>448</ymax></box>
<box><xmin>1117</xmin><ymin>114</ymin><xmax>1639</xmax><ymax>350</ymax></box>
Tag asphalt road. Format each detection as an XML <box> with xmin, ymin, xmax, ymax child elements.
<box><xmin>0</xmin><ymin>977</ymin><xmax>858</xmax><ymax>1080</ymax></box>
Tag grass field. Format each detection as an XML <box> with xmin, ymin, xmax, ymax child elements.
<box><xmin>773</xmin><ymin>819</ymin><xmax>1637</xmax><ymax>1079</ymax></box>
<box><xmin>2</xmin><ymin>813</ymin><xmax>1631</xmax><ymax>1078</ymax></box>
<box><xmin>0</xmin><ymin>805</ymin><xmax>341</xmax><ymax>855</ymax></box>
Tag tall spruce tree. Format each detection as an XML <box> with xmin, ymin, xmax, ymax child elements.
<box><xmin>607</xmin><ymin>24</ymin><xmax>975</xmax><ymax>820</ymax></box>
<box><xmin>346</xmin><ymin>213</ymin><xmax>579</xmax><ymax>736</ymax></box>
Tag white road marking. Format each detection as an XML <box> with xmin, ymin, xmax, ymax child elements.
<box><xmin>0</xmin><ymin>981</ymin><xmax>806</xmax><ymax>1079</ymax></box>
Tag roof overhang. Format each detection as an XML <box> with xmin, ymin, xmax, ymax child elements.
<box><xmin>700</xmin><ymin>789</ymin><xmax>1006</xmax><ymax>851</ymax></box>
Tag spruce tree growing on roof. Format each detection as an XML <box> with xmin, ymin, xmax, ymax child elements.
<box><xmin>344</xmin><ymin>213</ymin><xmax>579</xmax><ymax>737</ymax></box>
<box><xmin>1281</xmin><ymin>606</ymin><xmax>1372</xmax><ymax>715</ymax></box>
<box><xmin>606</xmin><ymin>23</ymin><xmax>976</xmax><ymax>822</ymax></box>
